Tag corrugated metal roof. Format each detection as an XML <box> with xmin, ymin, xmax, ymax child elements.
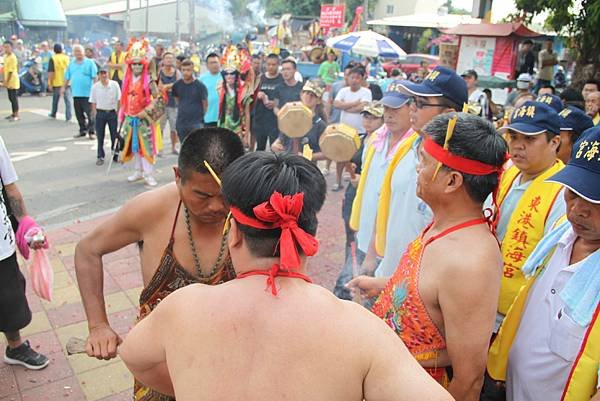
<box><xmin>443</xmin><ymin>22</ymin><xmax>542</xmax><ymax>37</ymax></box>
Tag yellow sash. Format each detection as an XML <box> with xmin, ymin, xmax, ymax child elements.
<box><xmin>374</xmin><ymin>132</ymin><xmax>419</xmax><ymax>255</ymax></box>
<box><xmin>349</xmin><ymin>131</ymin><xmax>418</xmax><ymax>234</ymax></box>
<box><xmin>349</xmin><ymin>144</ymin><xmax>376</xmax><ymax>231</ymax></box>
<box><xmin>497</xmin><ymin>161</ymin><xmax>565</xmax><ymax>314</ymax></box>
<box><xmin>488</xmin><ymin>254</ymin><xmax>600</xmax><ymax>401</ymax></box>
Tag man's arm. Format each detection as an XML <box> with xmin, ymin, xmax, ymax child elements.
<box><xmin>120</xmin><ymin>285</ymin><xmax>195</xmax><ymax>396</ymax></box>
<box><xmin>361</xmin><ymin>307</ymin><xmax>453</xmax><ymax>401</ymax></box>
<box><xmin>74</xmin><ymin>191</ymin><xmax>154</xmax><ymax>360</ymax></box>
<box><xmin>4</xmin><ymin>183</ymin><xmax>28</xmax><ymax>220</ymax></box>
<box><xmin>439</xmin><ymin>247</ymin><xmax>501</xmax><ymax>401</ymax></box>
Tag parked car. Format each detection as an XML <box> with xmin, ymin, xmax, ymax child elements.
<box><xmin>382</xmin><ymin>53</ymin><xmax>439</xmax><ymax>77</ymax></box>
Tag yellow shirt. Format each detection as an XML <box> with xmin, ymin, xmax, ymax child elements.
<box><xmin>3</xmin><ymin>53</ymin><xmax>20</xmax><ymax>90</ymax></box>
<box><xmin>593</xmin><ymin>113</ymin><xmax>599</xmax><ymax>126</ymax></box>
<box><xmin>50</xmin><ymin>53</ymin><xmax>69</xmax><ymax>88</ymax></box>
<box><xmin>109</xmin><ymin>51</ymin><xmax>127</xmax><ymax>80</ymax></box>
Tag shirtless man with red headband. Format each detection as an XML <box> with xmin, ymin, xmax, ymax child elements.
<box><xmin>349</xmin><ymin>113</ymin><xmax>508</xmax><ymax>401</ymax></box>
<box><xmin>120</xmin><ymin>152</ymin><xmax>452</xmax><ymax>401</ymax></box>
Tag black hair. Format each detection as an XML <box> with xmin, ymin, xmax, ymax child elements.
<box><xmin>176</xmin><ymin>55</ymin><xmax>186</xmax><ymax>62</ymax></box>
<box><xmin>222</xmin><ymin>152</ymin><xmax>326</xmax><ymax>258</ymax></box>
<box><xmin>343</xmin><ymin>62</ymin><xmax>356</xmax><ymax>71</ymax></box>
<box><xmin>483</xmin><ymin>88</ymin><xmax>492</xmax><ymax>96</ymax></box>
<box><xmin>559</xmin><ymin>87</ymin><xmax>585</xmax><ymax>110</ymax></box>
<box><xmin>178</xmin><ymin>127</ymin><xmax>244</xmax><ymax>183</ymax></box>
<box><xmin>206</xmin><ymin>52</ymin><xmax>219</xmax><ymax>62</ymax></box>
<box><xmin>219</xmin><ymin>70</ymin><xmax>241</xmax><ymax>124</ymax></box>
<box><xmin>181</xmin><ymin>59</ymin><xmax>194</xmax><ymax>68</ymax></box>
<box><xmin>266</xmin><ymin>53</ymin><xmax>280</xmax><ymax>61</ymax></box>
<box><xmin>422</xmin><ymin>113</ymin><xmax>508</xmax><ymax>203</ymax></box>
<box><xmin>3</xmin><ymin>41</ymin><xmax>12</xmax><ymax>47</ymax></box>
<box><xmin>281</xmin><ymin>58</ymin><xmax>297</xmax><ymax>69</ymax></box>
<box><xmin>251</xmin><ymin>54</ymin><xmax>261</xmax><ymax>60</ymax></box>
<box><xmin>522</xmin><ymin>39</ymin><xmax>533</xmax><ymax>45</ymax></box>
<box><xmin>349</xmin><ymin>66</ymin><xmax>365</xmax><ymax>77</ymax></box>
<box><xmin>541</xmin><ymin>84</ymin><xmax>556</xmax><ymax>94</ymax></box>
<box><xmin>53</xmin><ymin>43</ymin><xmax>62</xmax><ymax>53</ymax></box>
<box><xmin>584</xmin><ymin>79</ymin><xmax>600</xmax><ymax>90</ymax></box>
<box><xmin>438</xmin><ymin>96</ymin><xmax>462</xmax><ymax>112</ymax></box>
<box><xmin>162</xmin><ymin>51</ymin><xmax>174</xmax><ymax>57</ymax></box>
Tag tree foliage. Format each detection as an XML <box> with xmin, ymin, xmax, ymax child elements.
<box><xmin>514</xmin><ymin>0</ymin><xmax>600</xmax><ymax>84</ymax></box>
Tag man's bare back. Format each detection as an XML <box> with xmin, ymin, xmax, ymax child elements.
<box><xmin>121</xmin><ymin>277</ymin><xmax>452</xmax><ymax>401</ymax></box>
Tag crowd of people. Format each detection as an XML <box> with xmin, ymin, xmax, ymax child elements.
<box><xmin>0</xmin><ymin>33</ymin><xmax>599</xmax><ymax>401</ymax></box>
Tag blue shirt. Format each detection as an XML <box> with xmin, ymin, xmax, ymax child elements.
<box><xmin>39</xmin><ymin>51</ymin><xmax>53</xmax><ymax>72</ymax></box>
<box><xmin>198</xmin><ymin>71</ymin><xmax>222</xmax><ymax>124</ymax></box>
<box><xmin>375</xmin><ymin>136</ymin><xmax>432</xmax><ymax>278</ymax></box>
<box><xmin>64</xmin><ymin>58</ymin><xmax>97</xmax><ymax>97</ymax></box>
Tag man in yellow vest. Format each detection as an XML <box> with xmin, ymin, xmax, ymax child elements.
<box><xmin>1</xmin><ymin>41</ymin><xmax>20</xmax><ymax>121</ymax></box>
<box><xmin>494</xmin><ymin>101</ymin><xmax>566</xmax><ymax>331</ymax></box>
<box><xmin>486</xmin><ymin>125</ymin><xmax>600</xmax><ymax>401</ymax></box>
<box><xmin>108</xmin><ymin>40</ymin><xmax>126</xmax><ymax>88</ymax></box>
<box><xmin>47</xmin><ymin>43</ymin><xmax>72</xmax><ymax>121</ymax></box>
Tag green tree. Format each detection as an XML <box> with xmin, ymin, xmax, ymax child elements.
<box><xmin>513</xmin><ymin>0</ymin><xmax>600</xmax><ymax>86</ymax></box>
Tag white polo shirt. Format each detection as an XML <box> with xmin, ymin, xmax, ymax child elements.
<box><xmin>506</xmin><ymin>227</ymin><xmax>592</xmax><ymax>401</ymax></box>
<box><xmin>89</xmin><ymin>79</ymin><xmax>121</xmax><ymax>111</ymax></box>
<box><xmin>375</xmin><ymin>136</ymin><xmax>432</xmax><ymax>278</ymax></box>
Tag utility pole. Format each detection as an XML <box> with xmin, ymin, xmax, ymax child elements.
<box><xmin>145</xmin><ymin>0</ymin><xmax>150</xmax><ymax>35</ymax></box>
<box><xmin>175</xmin><ymin>0</ymin><xmax>181</xmax><ymax>42</ymax></box>
<box><xmin>362</xmin><ymin>0</ymin><xmax>368</xmax><ymax>30</ymax></box>
<box><xmin>125</xmin><ymin>0</ymin><xmax>130</xmax><ymax>37</ymax></box>
<box><xmin>189</xmin><ymin>0</ymin><xmax>195</xmax><ymax>41</ymax></box>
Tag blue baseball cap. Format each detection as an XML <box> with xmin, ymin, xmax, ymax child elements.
<box><xmin>558</xmin><ymin>106</ymin><xmax>594</xmax><ymax>135</ymax></box>
<box><xmin>536</xmin><ymin>93</ymin><xmax>563</xmax><ymax>113</ymax></box>
<box><xmin>547</xmin><ymin>126</ymin><xmax>600</xmax><ymax>203</ymax></box>
<box><xmin>380</xmin><ymin>80</ymin><xmax>411</xmax><ymax>108</ymax></box>
<box><xmin>498</xmin><ymin>101</ymin><xmax>560</xmax><ymax>136</ymax></box>
<box><xmin>394</xmin><ymin>66</ymin><xmax>468</xmax><ymax>109</ymax></box>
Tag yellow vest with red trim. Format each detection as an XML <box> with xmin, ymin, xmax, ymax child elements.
<box><xmin>487</xmin><ymin>251</ymin><xmax>600</xmax><ymax>401</ymax></box>
<box><xmin>496</xmin><ymin>162</ymin><xmax>565</xmax><ymax>315</ymax></box>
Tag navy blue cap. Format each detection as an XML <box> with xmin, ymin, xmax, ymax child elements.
<box><xmin>558</xmin><ymin>106</ymin><xmax>594</xmax><ymax>135</ymax></box>
<box><xmin>547</xmin><ymin>125</ymin><xmax>600</xmax><ymax>203</ymax></box>
<box><xmin>536</xmin><ymin>93</ymin><xmax>563</xmax><ymax>113</ymax></box>
<box><xmin>394</xmin><ymin>66</ymin><xmax>468</xmax><ymax>109</ymax></box>
<box><xmin>380</xmin><ymin>80</ymin><xmax>411</xmax><ymax>108</ymax></box>
<box><xmin>498</xmin><ymin>101</ymin><xmax>560</xmax><ymax>136</ymax></box>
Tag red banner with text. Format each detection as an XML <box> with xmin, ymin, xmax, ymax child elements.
<box><xmin>320</xmin><ymin>4</ymin><xmax>345</xmax><ymax>29</ymax></box>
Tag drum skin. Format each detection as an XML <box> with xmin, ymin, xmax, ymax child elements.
<box><xmin>277</xmin><ymin>102</ymin><xmax>314</xmax><ymax>138</ymax></box>
<box><xmin>319</xmin><ymin>123</ymin><xmax>361</xmax><ymax>162</ymax></box>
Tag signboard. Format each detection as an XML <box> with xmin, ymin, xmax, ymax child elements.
<box><xmin>320</xmin><ymin>4</ymin><xmax>345</xmax><ymax>28</ymax></box>
<box><xmin>456</xmin><ymin>36</ymin><xmax>496</xmax><ymax>76</ymax></box>
<box><xmin>439</xmin><ymin>43</ymin><xmax>459</xmax><ymax>69</ymax></box>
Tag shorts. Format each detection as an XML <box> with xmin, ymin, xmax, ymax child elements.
<box><xmin>160</xmin><ymin>107</ymin><xmax>178</xmax><ymax>133</ymax></box>
<box><xmin>0</xmin><ymin>253</ymin><xmax>32</xmax><ymax>333</ymax></box>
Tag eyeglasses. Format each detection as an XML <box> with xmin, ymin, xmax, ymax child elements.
<box><xmin>413</xmin><ymin>97</ymin><xmax>447</xmax><ymax>109</ymax></box>
<box><xmin>131</xmin><ymin>63</ymin><xmax>143</xmax><ymax>66</ymax></box>
<box><xmin>223</xmin><ymin>72</ymin><xmax>236</xmax><ymax>76</ymax></box>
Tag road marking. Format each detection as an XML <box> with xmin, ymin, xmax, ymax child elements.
<box><xmin>10</xmin><ymin>151</ymin><xmax>47</xmax><ymax>162</ymax></box>
<box><xmin>46</xmin><ymin>146</ymin><xmax>67</xmax><ymax>152</ymax></box>
<box><xmin>28</xmin><ymin>108</ymin><xmax>77</xmax><ymax>124</ymax></box>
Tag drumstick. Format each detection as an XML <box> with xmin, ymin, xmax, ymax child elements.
<box><xmin>350</xmin><ymin>242</ymin><xmax>362</xmax><ymax>305</ymax></box>
<box><xmin>203</xmin><ymin>160</ymin><xmax>221</xmax><ymax>187</ymax></box>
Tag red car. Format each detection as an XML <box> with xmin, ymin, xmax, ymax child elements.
<box><xmin>382</xmin><ymin>54</ymin><xmax>439</xmax><ymax>77</ymax></box>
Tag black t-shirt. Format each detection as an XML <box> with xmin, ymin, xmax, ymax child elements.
<box><xmin>172</xmin><ymin>79</ymin><xmax>208</xmax><ymax>128</ymax></box>
<box><xmin>253</xmin><ymin>74</ymin><xmax>284</xmax><ymax>122</ymax></box>
<box><xmin>273</xmin><ymin>81</ymin><xmax>303</xmax><ymax>110</ymax></box>
<box><xmin>368</xmin><ymin>83</ymin><xmax>383</xmax><ymax>101</ymax></box>
<box><xmin>278</xmin><ymin>115</ymin><xmax>326</xmax><ymax>155</ymax></box>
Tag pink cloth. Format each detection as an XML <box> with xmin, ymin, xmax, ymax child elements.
<box><xmin>29</xmin><ymin>248</ymin><xmax>53</xmax><ymax>302</ymax></box>
<box><xmin>15</xmin><ymin>216</ymin><xmax>49</xmax><ymax>260</ymax></box>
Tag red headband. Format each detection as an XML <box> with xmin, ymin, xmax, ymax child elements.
<box><xmin>229</xmin><ymin>192</ymin><xmax>319</xmax><ymax>271</ymax></box>
<box><xmin>423</xmin><ymin>137</ymin><xmax>503</xmax><ymax>176</ymax></box>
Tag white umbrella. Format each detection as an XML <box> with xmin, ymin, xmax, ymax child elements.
<box><xmin>326</xmin><ymin>30</ymin><xmax>406</xmax><ymax>59</ymax></box>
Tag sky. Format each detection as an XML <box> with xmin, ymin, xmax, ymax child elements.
<box><xmin>452</xmin><ymin>0</ymin><xmax>519</xmax><ymax>22</ymax></box>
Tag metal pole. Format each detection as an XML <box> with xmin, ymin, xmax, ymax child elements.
<box><xmin>189</xmin><ymin>0</ymin><xmax>195</xmax><ymax>41</ymax></box>
<box><xmin>145</xmin><ymin>0</ymin><xmax>150</xmax><ymax>35</ymax></box>
<box><xmin>362</xmin><ymin>0</ymin><xmax>368</xmax><ymax>30</ymax></box>
<box><xmin>175</xmin><ymin>0</ymin><xmax>181</xmax><ymax>41</ymax></box>
<box><xmin>125</xmin><ymin>0</ymin><xmax>130</xmax><ymax>37</ymax></box>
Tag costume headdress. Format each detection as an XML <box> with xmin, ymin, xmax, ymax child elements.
<box><xmin>230</xmin><ymin>192</ymin><xmax>319</xmax><ymax>296</ymax></box>
<box><xmin>119</xmin><ymin>36</ymin><xmax>152</xmax><ymax>122</ymax></box>
<box><xmin>221</xmin><ymin>45</ymin><xmax>251</xmax><ymax>74</ymax></box>
<box><xmin>125</xmin><ymin>37</ymin><xmax>150</xmax><ymax>65</ymax></box>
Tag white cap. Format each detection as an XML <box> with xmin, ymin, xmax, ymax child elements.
<box><xmin>517</xmin><ymin>73</ymin><xmax>533</xmax><ymax>82</ymax></box>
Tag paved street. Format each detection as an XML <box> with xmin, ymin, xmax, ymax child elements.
<box><xmin>0</xmin><ymin>92</ymin><xmax>347</xmax><ymax>400</ymax></box>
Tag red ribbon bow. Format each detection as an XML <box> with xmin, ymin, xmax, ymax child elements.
<box><xmin>230</xmin><ymin>192</ymin><xmax>319</xmax><ymax>270</ymax></box>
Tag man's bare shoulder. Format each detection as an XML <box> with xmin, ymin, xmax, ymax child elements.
<box><xmin>439</xmin><ymin>226</ymin><xmax>502</xmax><ymax>276</ymax></box>
<box><xmin>114</xmin><ymin>183</ymin><xmax>179</xmax><ymax>226</ymax></box>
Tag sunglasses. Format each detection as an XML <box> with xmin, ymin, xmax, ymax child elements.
<box><xmin>223</xmin><ymin>71</ymin><xmax>236</xmax><ymax>76</ymax></box>
<box><xmin>131</xmin><ymin>63</ymin><xmax>143</xmax><ymax>67</ymax></box>
<box><xmin>413</xmin><ymin>97</ymin><xmax>446</xmax><ymax>109</ymax></box>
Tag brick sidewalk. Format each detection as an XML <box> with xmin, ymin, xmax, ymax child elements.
<box><xmin>0</xmin><ymin>174</ymin><xmax>347</xmax><ymax>401</ymax></box>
